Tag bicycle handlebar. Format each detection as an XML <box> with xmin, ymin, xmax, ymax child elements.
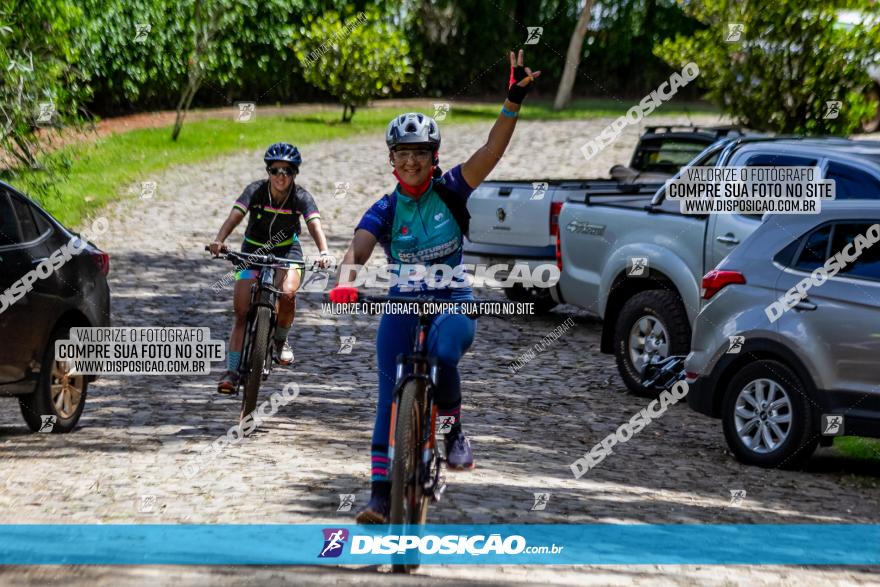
<box><xmin>361</xmin><ymin>295</ymin><xmax>502</xmax><ymax>318</ymax></box>
<box><xmin>204</xmin><ymin>245</ymin><xmax>307</xmax><ymax>268</ymax></box>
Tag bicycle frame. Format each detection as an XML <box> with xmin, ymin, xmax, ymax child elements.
<box><xmin>210</xmin><ymin>247</ymin><xmax>302</xmax><ymax>392</ymax></box>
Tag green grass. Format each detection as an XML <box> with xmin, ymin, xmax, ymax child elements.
<box><xmin>835</xmin><ymin>436</ymin><xmax>880</xmax><ymax>461</ymax></box>
<box><xmin>3</xmin><ymin>99</ymin><xmax>720</xmax><ymax>227</ymax></box>
<box><xmin>6</xmin><ymin>113</ymin><xmax>383</xmax><ymax>227</ymax></box>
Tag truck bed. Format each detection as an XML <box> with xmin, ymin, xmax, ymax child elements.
<box><xmin>465</xmin><ymin>179</ymin><xmax>662</xmax><ymax>256</ymax></box>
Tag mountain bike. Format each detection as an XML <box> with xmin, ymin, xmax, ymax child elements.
<box><xmin>207</xmin><ymin>245</ymin><xmax>306</xmax><ymax>424</ymax></box>
<box><xmin>363</xmin><ymin>295</ymin><xmax>491</xmax><ymax>573</ymax></box>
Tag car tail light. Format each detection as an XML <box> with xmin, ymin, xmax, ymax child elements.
<box><xmin>556</xmin><ymin>231</ymin><xmax>563</xmax><ymax>270</ymax></box>
<box><xmin>685</xmin><ymin>371</ymin><xmax>699</xmax><ymax>383</ymax></box>
<box><xmin>91</xmin><ymin>251</ymin><xmax>110</xmax><ymax>276</ymax></box>
<box><xmin>549</xmin><ymin>202</ymin><xmax>563</xmax><ymax>237</ymax></box>
<box><xmin>701</xmin><ymin>269</ymin><xmax>745</xmax><ymax>300</ymax></box>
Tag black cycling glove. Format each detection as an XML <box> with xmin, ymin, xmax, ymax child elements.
<box><xmin>507</xmin><ymin>64</ymin><xmax>534</xmax><ymax>104</ymax></box>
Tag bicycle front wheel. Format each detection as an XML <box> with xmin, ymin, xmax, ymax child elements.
<box><xmin>241</xmin><ymin>306</ymin><xmax>272</xmax><ymax>424</ymax></box>
<box><xmin>390</xmin><ymin>378</ymin><xmax>430</xmax><ymax>573</ymax></box>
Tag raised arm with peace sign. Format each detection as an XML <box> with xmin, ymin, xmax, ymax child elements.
<box><xmin>460</xmin><ymin>49</ymin><xmax>542</xmax><ymax>189</ymax></box>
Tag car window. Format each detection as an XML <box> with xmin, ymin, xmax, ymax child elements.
<box><xmin>793</xmin><ymin>225</ymin><xmax>832</xmax><ymax>271</ymax></box>
<box><xmin>830</xmin><ymin>222</ymin><xmax>880</xmax><ymax>280</ymax></box>
<box><xmin>774</xmin><ymin>238</ymin><xmax>802</xmax><ymax>267</ymax></box>
<box><xmin>740</xmin><ymin>154</ymin><xmax>820</xmax><ymax>219</ymax></box>
<box><xmin>632</xmin><ymin>139</ymin><xmax>711</xmax><ymax>173</ymax></box>
<box><xmin>700</xmin><ymin>150</ymin><xmax>721</xmax><ymax>167</ymax></box>
<box><xmin>743</xmin><ymin>154</ymin><xmax>818</xmax><ymax>167</ymax></box>
<box><xmin>8</xmin><ymin>194</ymin><xmax>41</xmax><ymax>242</ymax></box>
<box><xmin>0</xmin><ymin>191</ymin><xmax>22</xmax><ymax>246</ymax></box>
<box><xmin>825</xmin><ymin>162</ymin><xmax>880</xmax><ymax>200</ymax></box>
<box><xmin>26</xmin><ymin>202</ymin><xmax>53</xmax><ymax>236</ymax></box>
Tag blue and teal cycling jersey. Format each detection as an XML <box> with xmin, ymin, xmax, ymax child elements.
<box><xmin>355</xmin><ymin>165</ymin><xmax>475</xmax><ymax>298</ymax></box>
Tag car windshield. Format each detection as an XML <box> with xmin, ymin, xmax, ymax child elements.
<box><xmin>632</xmin><ymin>139</ymin><xmax>713</xmax><ymax>174</ymax></box>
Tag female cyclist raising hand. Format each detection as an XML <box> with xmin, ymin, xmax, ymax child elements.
<box><xmin>329</xmin><ymin>50</ymin><xmax>541</xmax><ymax>523</ymax></box>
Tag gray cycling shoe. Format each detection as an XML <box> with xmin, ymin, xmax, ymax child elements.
<box><xmin>445</xmin><ymin>427</ymin><xmax>475</xmax><ymax>471</ymax></box>
<box><xmin>274</xmin><ymin>340</ymin><xmax>294</xmax><ymax>366</ymax></box>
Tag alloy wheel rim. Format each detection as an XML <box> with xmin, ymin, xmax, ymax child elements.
<box><xmin>734</xmin><ymin>378</ymin><xmax>793</xmax><ymax>454</ymax></box>
<box><xmin>51</xmin><ymin>359</ymin><xmax>83</xmax><ymax>419</ymax></box>
<box><xmin>628</xmin><ymin>315</ymin><xmax>670</xmax><ymax>374</ymax></box>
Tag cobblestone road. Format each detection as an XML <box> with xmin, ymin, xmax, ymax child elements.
<box><xmin>1</xmin><ymin>114</ymin><xmax>879</xmax><ymax>585</ymax></box>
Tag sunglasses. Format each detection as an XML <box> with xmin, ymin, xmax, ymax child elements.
<box><xmin>267</xmin><ymin>166</ymin><xmax>296</xmax><ymax>177</ymax></box>
<box><xmin>393</xmin><ymin>149</ymin><xmax>432</xmax><ymax>162</ymax></box>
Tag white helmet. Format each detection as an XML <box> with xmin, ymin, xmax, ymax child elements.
<box><xmin>385</xmin><ymin>112</ymin><xmax>441</xmax><ymax>150</ymax></box>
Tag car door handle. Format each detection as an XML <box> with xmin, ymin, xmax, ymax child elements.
<box><xmin>794</xmin><ymin>298</ymin><xmax>818</xmax><ymax>311</ymax></box>
<box><xmin>716</xmin><ymin>233</ymin><xmax>740</xmax><ymax>245</ymax></box>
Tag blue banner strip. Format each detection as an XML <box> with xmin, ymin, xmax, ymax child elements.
<box><xmin>0</xmin><ymin>524</ymin><xmax>878</xmax><ymax>565</ymax></box>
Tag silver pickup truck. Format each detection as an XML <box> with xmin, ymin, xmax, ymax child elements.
<box><xmin>463</xmin><ymin>126</ymin><xmax>739</xmax><ymax>312</ymax></box>
<box><xmin>555</xmin><ymin>136</ymin><xmax>880</xmax><ymax>396</ymax></box>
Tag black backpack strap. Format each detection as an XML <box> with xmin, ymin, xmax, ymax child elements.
<box><xmin>434</xmin><ymin>181</ymin><xmax>471</xmax><ymax>238</ymax></box>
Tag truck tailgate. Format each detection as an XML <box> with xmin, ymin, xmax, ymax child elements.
<box><xmin>466</xmin><ymin>183</ymin><xmax>553</xmax><ymax>248</ymax></box>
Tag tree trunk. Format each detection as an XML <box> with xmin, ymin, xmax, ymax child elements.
<box><xmin>171</xmin><ymin>75</ymin><xmax>200</xmax><ymax>141</ymax></box>
<box><xmin>341</xmin><ymin>103</ymin><xmax>357</xmax><ymax>123</ymax></box>
<box><xmin>172</xmin><ymin>0</ymin><xmax>205</xmax><ymax>141</ymax></box>
<box><xmin>554</xmin><ymin>1</ymin><xmax>594</xmax><ymax>111</ymax></box>
<box><xmin>10</xmin><ymin>134</ymin><xmax>38</xmax><ymax>168</ymax></box>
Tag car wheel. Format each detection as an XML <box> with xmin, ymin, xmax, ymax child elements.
<box><xmin>19</xmin><ymin>327</ymin><xmax>88</xmax><ymax>433</ymax></box>
<box><xmin>721</xmin><ymin>360</ymin><xmax>817</xmax><ymax>468</ymax></box>
<box><xmin>504</xmin><ymin>283</ymin><xmax>558</xmax><ymax>313</ymax></box>
<box><xmin>613</xmin><ymin>290</ymin><xmax>691</xmax><ymax>397</ymax></box>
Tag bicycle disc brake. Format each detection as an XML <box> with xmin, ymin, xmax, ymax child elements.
<box><xmin>424</xmin><ymin>445</ymin><xmax>446</xmax><ymax>502</ymax></box>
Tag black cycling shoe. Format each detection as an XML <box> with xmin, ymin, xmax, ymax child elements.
<box><xmin>355</xmin><ymin>493</ymin><xmax>390</xmax><ymax>524</ymax></box>
<box><xmin>217</xmin><ymin>370</ymin><xmax>239</xmax><ymax>395</ymax></box>
<box><xmin>445</xmin><ymin>427</ymin><xmax>475</xmax><ymax>471</ymax></box>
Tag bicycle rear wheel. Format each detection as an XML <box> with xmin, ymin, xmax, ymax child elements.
<box><xmin>241</xmin><ymin>306</ymin><xmax>271</xmax><ymax>424</ymax></box>
<box><xmin>390</xmin><ymin>378</ymin><xmax>430</xmax><ymax>573</ymax></box>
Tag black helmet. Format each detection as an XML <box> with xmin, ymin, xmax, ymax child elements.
<box><xmin>264</xmin><ymin>143</ymin><xmax>302</xmax><ymax>168</ymax></box>
<box><xmin>385</xmin><ymin>113</ymin><xmax>441</xmax><ymax>150</ymax></box>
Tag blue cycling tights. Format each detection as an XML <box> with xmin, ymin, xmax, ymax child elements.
<box><xmin>369</xmin><ymin>311</ymin><xmax>476</xmax><ymax>481</ymax></box>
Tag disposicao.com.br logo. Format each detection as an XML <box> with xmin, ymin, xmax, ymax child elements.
<box><xmin>318</xmin><ymin>528</ymin><xmax>563</xmax><ymax>558</ymax></box>
<box><xmin>318</xmin><ymin>528</ymin><xmax>349</xmax><ymax>558</ymax></box>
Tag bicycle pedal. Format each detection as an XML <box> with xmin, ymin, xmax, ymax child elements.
<box><xmin>432</xmin><ymin>481</ymin><xmax>447</xmax><ymax>502</ymax></box>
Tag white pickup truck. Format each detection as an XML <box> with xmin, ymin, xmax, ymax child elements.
<box><xmin>555</xmin><ymin>136</ymin><xmax>880</xmax><ymax>396</ymax></box>
<box><xmin>463</xmin><ymin>126</ymin><xmax>739</xmax><ymax>312</ymax></box>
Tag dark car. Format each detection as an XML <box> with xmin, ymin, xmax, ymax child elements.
<box><xmin>0</xmin><ymin>182</ymin><xmax>110</xmax><ymax>432</ymax></box>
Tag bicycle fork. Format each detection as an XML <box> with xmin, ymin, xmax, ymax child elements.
<box><xmin>236</xmin><ymin>294</ymin><xmax>278</xmax><ymax>393</ymax></box>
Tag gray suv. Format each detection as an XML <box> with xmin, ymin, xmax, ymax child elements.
<box><xmin>685</xmin><ymin>202</ymin><xmax>880</xmax><ymax>468</ymax></box>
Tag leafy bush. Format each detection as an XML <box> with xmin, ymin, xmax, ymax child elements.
<box><xmin>0</xmin><ymin>0</ymin><xmax>88</xmax><ymax>168</ymax></box>
<box><xmin>293</xmin><ymin>8</ymin><xmax>413</xmax><ymax>121</ymax></box>
<box><xmin>654</xmin><ymin>0</ymin><xmax>880</xmax><ymax>134</ymax></box>
<box><xmin>77</xmin><ymin>0</ymin><xmax>189</xmax><ymax>111</ymax></box>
